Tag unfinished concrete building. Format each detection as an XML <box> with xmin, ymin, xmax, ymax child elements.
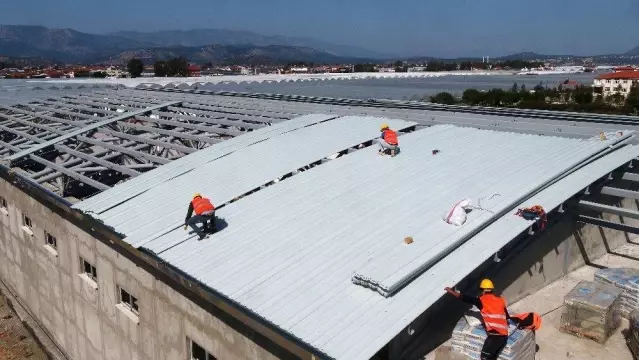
<box><xmin>1</xmin><ymin>87</ymin><xmax>639</xmax><ymax>360</ymax></box>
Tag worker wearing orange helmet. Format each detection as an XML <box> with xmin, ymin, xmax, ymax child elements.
<box><xmin>378</xmin><ymin>123</ymin><xmax>400</xmax><ymax>157</ymax></box>
<box><xmin>184</xmin><ymin>193</ymin><xmax>217</xmax><ymax>240</ymax></box>
<box><xmin>445</xmin><ymin>279</ymin><xmax>518</xmax><ymax>360</ymax></box>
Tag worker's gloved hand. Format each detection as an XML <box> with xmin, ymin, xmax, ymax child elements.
<box><xmin>183</xmin><ymin>225</ymin><xmax>187</xmax><ymax>231</ymax></box>
<box><xmin>444</xmin><ymin>287</ymin><xmax>460</xmax><ymax>298</ymax></box>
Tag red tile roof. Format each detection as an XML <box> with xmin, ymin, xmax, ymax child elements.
<box><xmin>596</xmin><ymin>71</ymin><xmax>639</xmax><ymax>80</ymax></box>
<box><xmin>614</xmin><ymin>66</ymin><xmax>636</xmax><ymax>72</ymax></box>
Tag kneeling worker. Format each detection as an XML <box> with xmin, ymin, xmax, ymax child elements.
<box><xmin>184</xmin><ymin>193</ymin><xmax>217</xmax><ymax>240</ymax></box>
<box><xmin>378</xmin><ymin>123</ymin><xmax>399</xmax><ymax>157</ymax></box>
<box><xmin>445</xmin><ymin>279</ymin><xmax>517</xmax><ymax>360</ymax></box>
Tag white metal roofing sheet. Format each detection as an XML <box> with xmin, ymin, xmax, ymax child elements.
<box><xmin>145</xmin><ymin>125</ymin><xmax>635</xmax><ymax>359</ymax></box>
<box><xmin>75</xmin><ymin>113</ymin><xmax>338</xmax><ymax>213</ymax></box>
<box><xmin>351</xmin><ymin>130</ymin><xmax>631</xmax><ymax>297</ymax></box>
<box><xmin>74</xmin><ymin>115</ymin><xmax>416</xmax><ymax>249</ymax></box>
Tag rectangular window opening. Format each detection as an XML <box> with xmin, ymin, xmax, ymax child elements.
<box><xmin>118</xmin><ymin>287</ymin><xmax>139</xmax><ymax>316</ymax></box>
<box><xmin>45</xmin><ymin>232</ymin><xmax>57</xmax><ymax>249</ymax></box>
<box><xmin>22</xmin><ymin>214</ymin><xmax>32</xmax><ymax>229</ymax></box>
<box><xmin>0</xmin><ymin>197</ymin><xmax>7</xmax><ymax>209</ymax></box>
<box><xmin>189</xmin><ymin>339</ymin><xmax>218</xmax><ymax>360</ymax></box>
<box><xmin>81</xmin><ymin>258</ymin><xmax>97</xmax><ymax>282</ymax></box>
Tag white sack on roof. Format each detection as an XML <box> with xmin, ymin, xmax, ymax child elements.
<box><xmin>442</xmin><ymin>198</ymin><xmax>472</xmax><ymax>226</ymax></box>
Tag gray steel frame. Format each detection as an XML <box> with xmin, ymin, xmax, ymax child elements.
<box><xmin>0</xmin><ymin>93</ymin><xmax>278</xmax><ymax>200</ymax></box>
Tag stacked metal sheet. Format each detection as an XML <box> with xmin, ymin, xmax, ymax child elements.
<box><xmin>627</xmin><ymin>310</ymin><xmax>639</xmax><ymax>360</ymax></box>
<box><xmin>560</xmin><ymin>280</ymin><xmax>622</xmax><ymax>344</ymax></box>
<box><xmin>450</xmin><ymin>317</ymin><xmax>536</xmax><ymax>360</ymax></box>
<box><xmin>594</xmin><ymin>267</ymin><xmax>639</xmax><ymax>318</ymax></box>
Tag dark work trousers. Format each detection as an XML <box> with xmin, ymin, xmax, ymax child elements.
<box><xmin>481</xmin><ymin>334</ymin><xmax>508</xmax><ymax>360</ymax></box>
<box><xmin>186</xmin><ymin>211</ymin><xmax>215</xmax><ymax>235</ymax></box>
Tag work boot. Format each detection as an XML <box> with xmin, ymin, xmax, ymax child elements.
<box><xmin>198</xmin><ymin>232</ymin><xmax>207</xmax><ymax>240</ymax></box>
<box><xmin>390</xmin><ymin>149</ymin><xmax>396</xmax><ymax>157</ymax></box>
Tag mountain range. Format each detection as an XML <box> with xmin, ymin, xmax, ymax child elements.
<box><xmin>0</xmin><ymin>25</ymin><xmax>381</xmax><ymax>64</ymax></box>
<box><xmin>1</xmin><ymin>25</ymin><xmax>638</xmax><ymax>65</ymax></box>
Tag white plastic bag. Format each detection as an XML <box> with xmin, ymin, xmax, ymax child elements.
<box><xmin>464</xmin><ymin>306</ymin><xmax>483</xmax><ymax>327</ymax></box>
<box><xmin>443</xmin><ymin>198</ymin><xmax>472</xmax><ymax>226</ymax></box>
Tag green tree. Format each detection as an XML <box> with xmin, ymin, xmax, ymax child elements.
<box><xmin>127</xmin><ymin>58</ymin><xmax>144</xmax><ymax>78</ymax></box>
<box><xmin>573</xmin><ymin>86</ymin><xmax>594</xmax><ymax>105</ymax></box>
<box><xmin>462</xmin><ymin>89</ymin><xmax>484</xmax><ymax>106</ymax></box>
<box><xmin>154</xmin><ymin>60</ymin><xmax>168</xmax><ymax>77</ymax></box>
<box><xmin>625</xmin><ymin>83</ymin><xmax>639</xmax><ymax>114</ymax></box>
<box><xmin>511</xmin><ymin>82</ymin><xmax>518</xmax><ymax>93</ymax></box>
<box><xmin>354</xmin><ymin>64</ymin><xmax>376</xmax><ymax>72</ymax></box>
<box><xmin>429</xmin><ymin>92</ymin><xmax>457</xmax><ymax>105</ymax></box>
<box><xmin>167</xmin><ymin>57</ymin><xmax>189</xmax><ymax>77</ymax></box>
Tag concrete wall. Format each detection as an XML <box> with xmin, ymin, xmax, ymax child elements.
<box><xmin>0</xmin><ymin>178</ymin><xmax>278</xmax><ymax>360</ymax></box>
<box><xmin>397</xmin><ymin>187</ymin><xmax>639</xmax><ymax>359</ymax></box>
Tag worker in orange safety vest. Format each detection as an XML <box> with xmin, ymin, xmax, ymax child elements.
<box><xmin>445</xmin><ymin>279</ymin><xmax>518</xmax><ymax>360</ymax></box>
<box><xmin>184</xmin><ymin>193</ymin><xmax>217</xmax><ymax>240</ymax></box>
<box><xmin>377</xmin><ymin>123</ymin><xmax>400</xmax><ymax>157</ymax></box>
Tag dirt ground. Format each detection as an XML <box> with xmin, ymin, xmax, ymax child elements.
<box><xmin>0</xmin><ymin>291</ymin><xmax>48</xmax><ymax>360</ymax></box>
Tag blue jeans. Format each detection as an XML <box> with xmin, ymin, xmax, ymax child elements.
<box><xmin>187</xmin><ymin>212</ymin><xmax>215</xmax><ymax>235</ymax></box>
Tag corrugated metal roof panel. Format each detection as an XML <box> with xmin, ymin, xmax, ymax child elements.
<box><xmin>75</xmin><ymin>113</ymin><xmax>338</xmax><ymax>213</ymax></box>
<box><xmin>145</xmin><ymin>125</ymin><xmax>636</xmax><ymax>359</ymax></box>
<box><xmin>75</xmin><ymin>115</ymin><xmax>416</xmax><ymax>250</ymax></box>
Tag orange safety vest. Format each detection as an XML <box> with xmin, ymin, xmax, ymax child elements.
<box><xmin>512</xmin><ymin>312</ymin><xmax>542</xmax><ymax>331</ymax></box>
<box><xmin>479</xmin><ymin>293</ymin><xmax>509</xmax><ymax>336</ymax></box>
<box><xmin>382</xmin><ymin>129</ymin><xmax>398</xmax><ymax>145</ymax></box>
<box><xmin>192</xmin><ymin>197</ymin><xmax>215</xmax><ymax>215</ymax></box>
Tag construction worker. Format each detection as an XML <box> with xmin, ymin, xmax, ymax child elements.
<box><xmin>445</xmin><ymin>279</ymin><xmax>519</xmax><ymax>360</ymax></box>
<box><xmin>378</xmin><ymin>123</ymin><xmax>399</xmax><ymax>157</ymax></box>
<box><xmin>184</xmin><ymin>193</ymin><xmax>217</xmax><ymax>240</ymax></box>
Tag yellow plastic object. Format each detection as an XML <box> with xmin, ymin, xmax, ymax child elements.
<box><xmin>193</xmin><ymin>193</ymin><xmax>201</xmax><ymax>199</ymax></box>
<box><xmin>380</xmin><ymin>123</ymin><xmax>389</xmax><ymax>131</ymax></box>
<box><xmin>479</xmin><ymin>278</ymin><xmax>494</xmax><ymax>289</ymax></box>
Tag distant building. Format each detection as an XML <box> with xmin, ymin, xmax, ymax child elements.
<box><xmin>593</xmin><ymin>70</ymin><xmax>639</xmax><ymax>98</ymax></box>
<box><xmin>188</xmin><ymin>65</ymin><xmax>201</xmax><ymax>77</ymax></box>
<box><xmin>559</xmin><ymin>79</ymin><xmax>580</xmax><ymax>90</ymax></box>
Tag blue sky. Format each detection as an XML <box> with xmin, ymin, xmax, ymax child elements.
<box><xmin>2</xmin><ymin>0</ymin><xmax>639</xmax><ymax>57</ymax></box>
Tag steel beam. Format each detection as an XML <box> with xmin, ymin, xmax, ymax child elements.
<box><xmin>116</xmin><ymin>122</ymin><xmax>221</xmax><ymax>144</ymax></box>
<box><xmin>39</xmin><ymin>100</ymin><xmax>117</xmax><ymax>116</ymax></box>
<box><xmin>600</xmin><ymin>186</ymin><xmax>639</xmax><ymax>200</ymax></box>
<box><xmin>58</xmin><ymin>98</ymin><xmax>139</xmax><ymax>112</ymax></box>
<box><xmin>35</xmin><ymin>140</ymin><xmax>161</xmax><ymax>183</ymax></box>
<box><xmin>622</xmin><ymin>172</ymin><xmax>639</xmax><ymax>182</ymax></box>
<box><xmin>136</xmin><ymin>115</ymin><xmax>241</xmax><ymax>137</ymax></box>
<box><xmin>0</xmin><ymin>105</ymin><xmax>93</xmax><ymax>126</ymax></box>
<box><xmin>53</xmin><ymin>145</ymin><xmax>141</xmax><ymax>177</ymax></box>
<box><xmin>156</xmin><ymin>110</ymin><xmax>265</xmax><ymax>130</ymax></box>
<box><xmin>578</xmin><ymin>200</ymin><xmax>639</xmax><ymax>220</ymax></box>
<box><xmin>575</xmin><ymin>215</ymin><xmax>639</xmax><ymax>234</ymax></box>
<box><xmin>29</xmin><ymin>155</ymin><xmax>110</xmax><ymax>191</ymax></box>
<box><xmin>96</xmin><ymin>128</ymin><xmax>196</xmax><ymax>154</ymax></box>
<box><xmin>5</xmin><ymin>101</ymin><xmax>181</xmax><ymax>163</ymax></box>
<box><xmin>166</xmin><ymin>106</ymin><xmax>272</xmax><ymax>127</ymax></box>
<box><xmin>76</xmin><ymin>135</ymin><xmax>171</xmax><ymax>165</ymax></box>
<box><xmin>182</xmin><ymin>102</ymin><xmax>295</xmax><ymax>120</ymax></box>
<box><xmin>20</xmin><ymin>104</ymin><xmax>100</xmax><ymax>123</ymax></box>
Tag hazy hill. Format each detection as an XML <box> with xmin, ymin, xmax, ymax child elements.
<box><xmin>111</xmin><ymin>28</ymin><xmax>390</xmax><ymax>59</ymax></box>
<box><xmin>0</xmin><ymin>25</ymin><xmax>152</xmax><ymax>62</ymax></box>
<box><xmin>105</xmin><ymin>44</ymin><xmax>368</xmax><ymax>65</ymax></box>
<box><xmin>0</xmin><ymin>25</ymin><xmax>375</xmax><ymax>64</ymax></box>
